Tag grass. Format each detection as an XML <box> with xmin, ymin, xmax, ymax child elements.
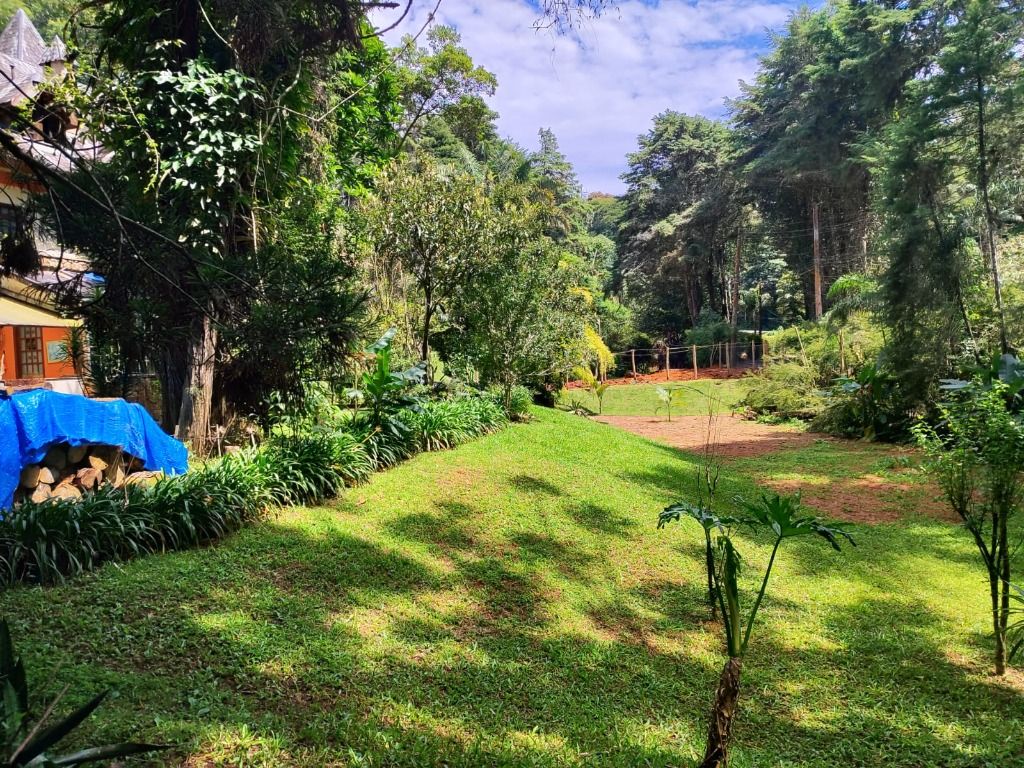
<box><xmin>558</xmin><ymin>379</ymin><xmax>748</xmax><ymax>417</ymax></box>
<box><xmin>1</xmin><ymin>408</ymin><xmax>1022</xmax><ymax>767</ymax></box>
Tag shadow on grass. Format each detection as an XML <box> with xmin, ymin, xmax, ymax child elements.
<box><xmin>7</xmin><ymin>499</ymin><xmax>1024</xmax><ymax>768</ymax></box>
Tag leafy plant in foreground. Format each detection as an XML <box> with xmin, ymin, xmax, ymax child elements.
<box><xmin>915</xmin><ymin>381</ymin><xmax>1024</xmax><ymax>674</ymax></box>
<box><xmin>0</xmin><ymin>619</ymin><xmax>166</xmax><ymax>766</ymax></box>
<box><xmin>659</xmin><ymin>492</ymin><xmax>853</xmax><ymax>768</ymax></box>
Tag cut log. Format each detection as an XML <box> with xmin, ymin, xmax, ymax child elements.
<box><xmin>67</xmin><ymin>445</ymin><xmax>89</xmax><ymax>464</ymax></box>
<box><xmin>107</xmin><ymin>463</ymin><xmax>126</xmax><ymax>488</ymax></box>
<box><xmin>124</xmin><ymin>470</ymin><xmax>162</xmax><ymax>488</ymax></box>
<box><xmin>37</xmin><ymin>466</ymin><xmax>58</xmax><ymax>485</ymax></box>
<box><xmin>51</xmin><ymin>483</ymin><xmax>82</xmax><ymax>501</ymax></box>
<box><xmin>88</xmin><ymin>453</ymin><xmax>109</xmax><ymax>471</ymax></box>
<box><xmin>43</xmin><ymin>445</ymin><xmax>67</xmax><ymax>470</ymax></box>
<box><xmin>29</xmin><ymin>484</ymin><xmax>52</xmax><ymax>503</ymax></box>
<box><xmin>19</xmin><ymin>465</ymin><xmax>41</xmax><ymax>489</ymax></box>
<box><xmin>75</xmin><ymin>467</ymin><xmax>103</xmax><ymax>490</ymax></box>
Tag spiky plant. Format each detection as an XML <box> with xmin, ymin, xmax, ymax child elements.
<box><xmin>0</xmin><ymin>619</ymin><xmax>166</xmax><ymax>766</ymax></box>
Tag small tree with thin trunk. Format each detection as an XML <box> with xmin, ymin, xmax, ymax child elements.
<box><xmin>915</xmin><ymin>380</ymin><xmax>1024</xmax><ymax>675</ymax></box>
<box><xmin>659</xmin><ymin>493</ymin><xmax>853</xmax><ymax>767</ymax></box>
<box><xmin>361</xmin><ymin>156</ymin><xmax>489</xmax><ymax>381</ymax></box>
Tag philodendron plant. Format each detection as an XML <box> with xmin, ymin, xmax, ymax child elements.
<box><xmin>659</xmin><ymin>492</ymin><xmax>853</xmax><ymax>768</ymax></box>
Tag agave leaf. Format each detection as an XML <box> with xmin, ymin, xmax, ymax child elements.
<box><xmin>44</xmin><ymin>741</ymin><xmax>170</xmax><ymax>766</ymax></box>
<box><xmin>17</xmin><ymin>692</ymin><xmax>108</xmax><ymax>765</ymax></box>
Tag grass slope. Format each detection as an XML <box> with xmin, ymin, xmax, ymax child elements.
<box><xmin>1</xmin><ymin>409</ymin><xmax>1021</xmax><ymax>767</ymax></box>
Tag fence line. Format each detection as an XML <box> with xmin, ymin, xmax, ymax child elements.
<box><xmin>590</xmin><ymin>340</ymin><xmax>768</xmax><ymax>381</ymax></box>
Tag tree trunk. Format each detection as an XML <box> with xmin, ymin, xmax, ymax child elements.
<box><xmin>176</xmin><ymin>311</ymin><xmax>217</xmax><ymax>456</ymax></box>
<box><xmin>421</xmin><ymin>300</ymin><xmax>433</xmax><ymax>384</ymax></box>
<box><xmin>700</xmin><ymin>656</ymin><xmax>743</xmax><ymax>768</ymax></box>
<box><xmin>995</xmin><ymin>512</ymin><xmax>1010</xmax><ymax>675</ymax></box>
<box><xmin>976</xmin><ymin>74</ymin><xmax>1009</xmax><ymax>354</ymax></box>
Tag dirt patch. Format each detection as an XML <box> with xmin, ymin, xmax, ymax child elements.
<box><xmin>596</xmin><ymin>414</ymin><xmax>953</xmax><ymax>525</ymax></box>
<box><xmin>595</xmin><ymin>414</ymin><xmax>822</xmax><ymax>458</ymax></box>
<box><xmin>764</xmin><ymin>475</ymin><xmax>955</xmax><ymax>525</ymax></box>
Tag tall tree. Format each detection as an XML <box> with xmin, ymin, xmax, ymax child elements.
<box><xmin>394</xmin><ymin>25</ymin><xmax>497</xmax><ymax>149</ymax></box>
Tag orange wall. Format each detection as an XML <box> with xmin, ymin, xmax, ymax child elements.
<box><xmin>0</xmin><ymin>325</ymin><xmax>76</xmax><ymax>381</ymax></box>
<box><xmin>42</xmin><ymin>327</ymin><xmax>76</xmax><ymax>379</ymax></box>
<box><xmin>0</xmin><ymin>325</ymin><xmax>13</xmax><ymax>379</ymax></box>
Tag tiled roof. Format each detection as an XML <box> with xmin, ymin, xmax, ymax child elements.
<box><xmin>0</xmin><ymin>10</ymin><xmax>48</xmax><ymax>66</ymax></box>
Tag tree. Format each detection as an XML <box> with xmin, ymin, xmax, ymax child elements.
<box><xmin>360</xmin><ymin>156</ymin><xmax>489</xmax><ymax>380</ymax></box>
<box><xmin>916</xmin><ymin>381</ymin><xmax>1024</xmax><ymax>675</ymax></box>
<box><xmin>20</xmin><ymin>1</ymin><xmax>399</xmax><ymax>450</ymax></box>
<box><xmin>530</xmin><ymin>128</ymin><xmax>581</xmax><ymax>206</ymax></box>
<box><xmin>394</xmin><ymin>25</ymin><xmax>497</xmax><ymax>149</ymax></box>
<box><xmin>452</xmin><ymin>183</ymin><xmax>586</xmax><ymax>408</ymax></box>
<box><xmin>617</xmin><ymin>112</ymin><xmax>740</xmax><ymax>339</ymax></box>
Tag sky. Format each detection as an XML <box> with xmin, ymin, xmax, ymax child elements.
<box><xmin>373</xmin><ymin>0</ymin><xmax>810</xmax><ymax>195</ymax></box>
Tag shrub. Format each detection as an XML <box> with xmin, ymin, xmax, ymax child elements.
<box><xmin>405</xmin><ymin>400</ymin><xmax>475</xmax><ymax>452</ymax></box>
<box><xmin>742</xmin><ymin>364</ymin><xmax>823</xmax><ymax>420</ymax></box>
<box><xmin>812</xmin><ymin>362</ymin><xmax>911</xmax><ymax>440</ymax></box>
<box><xmin>349</xmin><ymin>414</ymin><xmax>417</xmax><ymax>469</ymax></box>
<box><xmin>686</xmin><ymin>309</ymin><xmax>732</xmax><ymax>366</ymax></box>
<box><xmin>488</xmin><ymin>384</ymin><xmax>533</xmax><ymax>421</ymax></box>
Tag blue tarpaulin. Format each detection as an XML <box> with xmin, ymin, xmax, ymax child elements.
<box><xmin>0</xmin><ymin>389</ymin><xmax>188</xmax><ymax>511</ymax></box>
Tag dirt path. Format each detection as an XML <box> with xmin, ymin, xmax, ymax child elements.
<box><xmin>594</xmin><ymin>414</ymin><xmax>820</xmax><ymax>458</ymax></box>
<box><xmin>595</xmin><ymin>414</ymin><xmax>953</xmax><ymax>525</ymax></box>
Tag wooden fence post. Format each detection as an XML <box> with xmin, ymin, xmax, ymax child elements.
<box><xmin>751</xmin><ymin>339</ymin><xmax>756</xmax><ymax>368</ymax></box>
<box><xmin>666</xmin><ymin>346</ymin><xmax>671</xmax><ymax>379</ymax></box>
<box><xmin>631</xmin><ymin>349</ymin><xmax>636</xmax><ymax>378</ymax></box>
<box><xmin>692</xmin><ymin>345</ymin><xmax>698</xmax><ymax>377</ymax></box>
<box><xmin>726</xmin><ymin>342</ymin><xmax>731</xmax><ymax>370</ymax></box>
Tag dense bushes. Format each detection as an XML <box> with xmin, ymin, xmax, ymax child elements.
<box><xmin>742</xmin><ymin>363</ymin><xmax>823</xmax><ymax>420</ymax></box>
<box><xmin>0</xmin><ymin>392</ymin><xmax>511</xmax><ymax>587</ymax></box>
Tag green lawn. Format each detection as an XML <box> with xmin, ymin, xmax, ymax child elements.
<box><xmin>558</xmin><ymin>379</ymin><xmax>748</xmax><ymax>416</ymax></box>
<box><xmin>1</xmin><ymin>409</ymin><xmax>1021</xmax><ymax>767</ymax></box>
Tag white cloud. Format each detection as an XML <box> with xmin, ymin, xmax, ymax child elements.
<box><xmin>374</xmin><ymin>0</ymin><xmax>804</xmax><ymax>193</ymax></box>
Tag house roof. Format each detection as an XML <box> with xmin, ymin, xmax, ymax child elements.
<box><xmin>0</xmin><ymin>10</ymin><xmax>67</xmax><ymax>106</ymax></box>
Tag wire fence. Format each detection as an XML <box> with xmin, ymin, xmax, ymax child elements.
<box><xmin>599</xmin><ymin>340</ymin><xmax>767</xmax><ymax>381</ymax></box>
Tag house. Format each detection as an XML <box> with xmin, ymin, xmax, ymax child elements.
<box><xmin>0</xmin><ymin>9</ymin><xmax>88</xmax><ymax>395</ymax></box>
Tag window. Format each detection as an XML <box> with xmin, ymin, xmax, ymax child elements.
<box><xmin>15</xmin><ymin>326</ymin><xmax>43</xmax><ymax>378</ymax></box>
<box><xmin>0</xmin><ymin>204</ymin><xmax>18</xmax><ymax>237</ymax></box>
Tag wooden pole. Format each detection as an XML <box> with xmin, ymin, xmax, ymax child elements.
<box><xmin>812</xmin><ymin>201</ymin><xmax>823</xmax><ymax>320</ymax></box>
<box><xmin>726</xmin><ymin>342</ymin><xmax>731</xmax><ymax>370</ymax></box>
<box><xmin>631</xmin><ymin>349</ymin><xmax>636</xmax><ymax>378</ymax></box>
<box><xmin>692</xmin><ymin>345</ymin><xmax>698</xmax><ymax>377</ymax></box>
<box><xmin>751</xmin><ymin>339</ymin><xmax>756</xmax><ymax>368</ymax></box>
<box><xmin>666</xmin><ymin>346</ymin><xmax>671</xmax><ymax>379</ymax></box>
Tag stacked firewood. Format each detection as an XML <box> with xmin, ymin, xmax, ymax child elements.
<box><xmin>15</xmin><ymin>443</ymin><xmax>162</xmax><ymax>503</ymax></box>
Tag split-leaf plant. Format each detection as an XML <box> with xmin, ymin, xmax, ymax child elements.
<box><xmin>659</xmin><ymin>493</ymin><xmax>853</xmax><ymax>768</ymax></box>
<box><xmin>1</xmin><ymin>619</ymin><xmax>166</xmax><ymax>766</ymax></box>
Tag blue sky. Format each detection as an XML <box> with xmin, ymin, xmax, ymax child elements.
<box><xmin>375</xmin><ymin>0</ymin><xmax>810</xmax><ymax>194</ymax></box>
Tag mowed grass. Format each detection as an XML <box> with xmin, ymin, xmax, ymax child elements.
<box><xmin>558</xmin><ymin>379</ymin><xmax>748</xmax><ymax>416</ymax></box>
<box><xmin>1</xmin><ymin>409</ymin><xmax>1022</xmax><ymax>767</ymax></box>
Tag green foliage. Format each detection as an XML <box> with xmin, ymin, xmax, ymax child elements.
<box><xmin>0</xmin><ymin>619</ymin><xmax>166</xmax><ymax>766</ymax></box>
<box><xmin>814</xmin><ymin>362</ymin><xmax>910</xmax><ymax>441</ymax></box>
<box><xmin>488</xmin><ymin>384</ymin><xmax>533</xmax><ymax>422</ymax></box>
<box><xmin>916</xmin><ymin>382</ymin><xmax>1024</xmax><ymax>673</ymax></box>
<box><xmin>655</xmin><ymin>386</ymin><xmax>686</xmax><ymax>422</ymax></box>
<box><xmin>404</xmin><ymin>395</ymin><xmax>507</xmax><ymax>453</ymax></box>
<box><xmin>742</xmin><ymin>363</ymin><xmax>822</xmax><ymax>420</ymax></box>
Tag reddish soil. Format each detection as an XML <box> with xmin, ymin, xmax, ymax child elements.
<box><xmin>595</xmin><ymin>414</ymin><xmax>953</xmax><ymax>525</ymax></box>
<box><xmin>594</xmin><ymin>415</ymin><xmax>821</xmax><ymax>458</ymax></box>
<box><xmin>566</xmin><ymin>367</ymin><xmax>751</xmax><ymax>388</ymax></box>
